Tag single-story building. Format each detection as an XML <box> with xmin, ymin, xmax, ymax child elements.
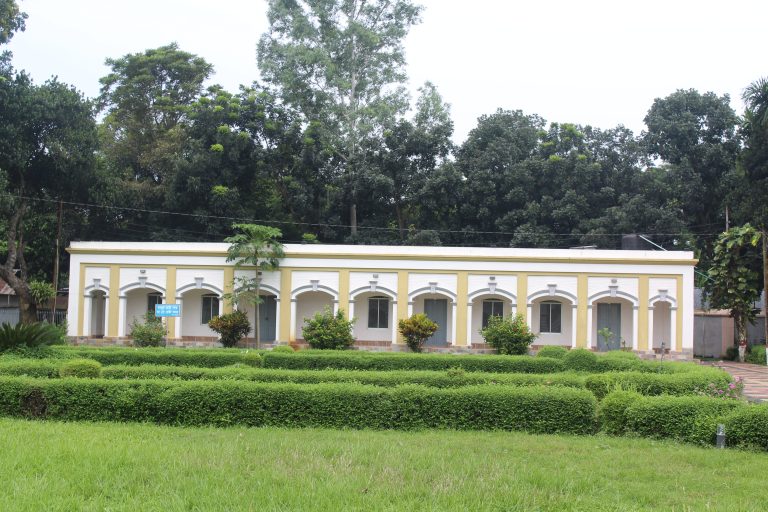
<box><xmin>66</xmin><ymin>242</ymin><xmax>696</xmax><ymax>356</ymax></box>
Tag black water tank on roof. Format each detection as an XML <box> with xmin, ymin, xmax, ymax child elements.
<box><xmin>621</xmin><ymin>234</ymin><xmax>646</xmax><ymax>250</ymax></box>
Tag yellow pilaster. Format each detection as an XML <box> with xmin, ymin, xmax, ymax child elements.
<box><xmin>516</xmin><ymin>273</ymin><xmax>528</xmax><ymax>321</ymax></box>
<box><xmin>676</xmin><ymin>275</ymin><xmax>683</xmax><ymax>352</ymax></box>
<box><xmin>638</xmin><ymin>275</ymin><xmax>649</xmax><ymax>351</ymax></box>
<box><xmin>338</xmin><ymin>269</ymin><xmax>350</xmax><ymax>319</ymax></box>
<box><xmin>455</xmin><ymin>271</ymin><xmax>468</xmax><ymax>346</ymax></box>
<box><xmin>165</xmin><ymin>266</ymin><xmax>177</xmax><ymax>338</ymax></box>
<box><xmin>77</xmin><ymin>263</ymin><xmax>85</xmax><ymax>336</ymax></box>
<box><xmin>576</xmin><ymin>273</ymin><xmax>588</xmax><ymax>348</ymax></box>
<box><xmin>223</xmin><ymin>266</ymin><xmax>234</xmax><ymax>314</ymax></box>
<box><xmin>107</xmin><ymin>265</ymin><xmax>120</xmax><ymax>338</ymax></box>
<box><xmin>279</xmin><ymin>269</ymin><xmax>292</xmax><ymax>342</ymax></box>
<box><xmin>396</xmin><ymin>270</ymin><xmax>409</xmax><ymax>344</ymax></box>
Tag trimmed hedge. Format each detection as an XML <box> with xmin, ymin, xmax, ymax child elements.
<box><xmin>584</xmin><ymin>369</ymin><xmax>731</xmax><ymax>399</ymax></box>
<box><xmin>625</xmin><ymin>395</ymin><xmax>744</xmax><ymax>445</ymax></box>
<box><xmin>722</xmin><ymin>405</ymin><xmax>768</xmax><ymax>450</ymax></box>
<box><xmin>535</xmin><ymin>346</ymin><xmax>568</xmax><ymax>359</ymax></box>
<box><xmin>101</xmin><ymin>364</ymin><xmax>588</xmax><ymax>389</ymax></box>
<box><xmin>49</xmin><ymin>346</ymin><xmax>262</xmax><ymax>368</ymax></box>
<box><xmin>59</xmin><ymin>359</ymin><xmax>102</xmax><ymax>378</ymax></box>
<box><xmin>597</xmin><ymin>390</ymin><xmax>643</xmax><ymax>436</ymax></box>
<box><xmin>0</xmin><ymin>376</ymin><xmax>596</xmax><ymax>433</ymax></box>
<box><xmin>261</xmin><ymin>352</ymin><xmax>566</xmax><ymax>373</ymax></box>
<box><xmin>0</xmin><ymin>359</ymin><xmax>60</xmax><ymax>378</ymax></box>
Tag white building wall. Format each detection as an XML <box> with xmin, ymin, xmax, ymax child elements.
<box><xmin>530</xmin><ymin>298</ymin><xmax>573</xmax><ymax>346</ymax></box>
<box><xmin>527</xmin><ymin>275</ymin><xmax>578</xmax><ymax>298</ymax></box>
<box><xmin>352</xmin><ymin>292</ymin><xmax>394</xmax><ymax>341</ymax></box>
<box><xmin>295</xmin><ymin>292</ymin><xmax>334</xmax><ymax>339</ymax></box>
<box><xmin>181</xmin><ymin>288</ymin><xmax>219</xmax><ymax>337</ymax></box>
<box><xmin>177</xmin><ymin>268</ymin><xmax>224</xmax><ymax>294</ymax></box>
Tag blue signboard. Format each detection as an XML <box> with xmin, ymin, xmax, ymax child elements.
<box><xmin>155</xmin><ymin>303</ymin><xmax>181</xmax><ymax>317</ymax></box>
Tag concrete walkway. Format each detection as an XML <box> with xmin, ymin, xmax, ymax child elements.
<box><xmin>709</xmin><ymin>361</ymin><xmax>768</xmax><ymax>402</ymax></box>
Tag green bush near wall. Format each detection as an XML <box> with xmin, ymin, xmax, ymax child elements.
<box><xmin>101</xmin><ymin>364</ymin><xmax>588</xmax><ymax>389</ymax></box>
<box><xmin>584</xmin><ymin>369</ymin><xmax>731</xmax><ymax>399</ymax></box>
<box><xmin>0</xmin><ymin>359</ymin><xmax>60</xmax><ymax>378</ymax></box>
<box><xmin>0</xmin><ymin>376</ymin><xmax>597</xmax><ymax>433</ymax></box>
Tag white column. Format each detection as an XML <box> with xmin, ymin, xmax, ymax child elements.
<box><xmin>571</xmin><ymin>305</ymin><xmax>578</xmax><ymax>348</ymax></box>
<box><xmin>670</xmin><ymin>307</ymin><xmax>677</xmax><ymax>352</ymax></box>
<box><xmin>407</xmin><ymin>301</ymin><xmax>413</xmax><ymax>318</ymax></box>
<box><xmin>103</xmin><ymin>297</ymin><xmax>110</xmax><ymax>337</ymax></box>
<box><xmin>176</xmin><ymin>297</ymin><xmax>183</xmax><ymax>338</ymax></box>
<box><xmin>391</xmin><ymin>301</ymin><xmax>398</xmax><ymax>344</ymax></box>
<box><xmin>647</xmin><ymin>306</ymin><xmax>655</xmax><ymax>351</ymax></box>
<box><xmin>632</xmin><ymin>306</ymin><xmax>639</xmax><ymax>350</ymax></box>
<box><xmin>586</xmin><ymin>305</ymin><xmax>593</xmax><ymax>349</ymax></box>
<box><xmin>510</xmin><ymin>302</ymin><xmax>517</xmax><ymax>316</ymax></box>
<box><xmin>349</xmin><ymin>300</ymin><xmax>355</xmax><ymax>321</ymax></box>
<box><xmin>274</xmin><ymin>299</ymin><xmax>281</xmax><ymax>342</ymax></box>
<box><xmin>466</xmin><ymin>303</ymin><xmax>474</xmax><ymax>346</ymax></box>
<box><xmin>82</xmin><ymin>295</ymin><xmax>92</xmax><ymax>337</ymax></box>
<box><xmin>218</xmin><ymin>297</ymin><xmax>224</xmax><ymax>318</ymax></box>
<box><xmin>450</xmin><ymin>302</ymin><xmax>457</xmax><ymax>345</ymax></box>
<box><xmin>289</xmin><ymin>299</ymin><xmax>297</xmax><ymax>341</ymax></box>
<box><xmin>332</xmin><ymin>300</ymin><xmax>338</xmax><ymax>315</ymax></box>
<box><xmin>526</xmin><ymin>304</ymin><xmax>533</xmax><ymax>330</ymax></box>
<box><xmin>118</xmin><ymin>296</ymin><xmax>127</xmax><ymax>337</ymax></box>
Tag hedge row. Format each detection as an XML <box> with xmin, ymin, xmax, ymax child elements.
<box><xmin>598</xmin><ymin>391</ymin><xmax>768</xmax><ymax>450</ymax></box>
<box><xmin>47</xmin><ymin>346</ymin><xmax>262</xmax><ymax>368</ymax></box>
<box><xmin>0</xmin><ymin>359</ymin><xmax>59</xmax><ymax>378</ymax></box>
<box><xmin>0</xmin><ymin>376</ymin><xmax>596</xmax><ymax>433</ymax></box>
<box><xmin>100</xmin><ymin>364</ymin><xmax>588</xmax><ymax>389</ymax></box>
<box><xmin>584</xmin><ymin>368</ymin><xmax>731</xmax><ymax>399</ymax></box>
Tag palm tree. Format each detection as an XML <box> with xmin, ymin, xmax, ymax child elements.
<box><xmin>225</xmin><ymin>224</ymin><xmax>284</xmax><ymax>348</ymax></box>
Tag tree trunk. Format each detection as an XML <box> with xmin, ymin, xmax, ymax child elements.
<box><xmin>350</xmin><ymin>203</ymin><xmax>357</xmax><ymax>237</ymax></box>
<box><xmin>395</xmin><ymin>203</ymin><xmax>405</xmax><ymax>240</ymax></box>
<box><xmin>763</xmin><ymin>229</ymin><xmax>768</xmax><ymax>365</ymax></box>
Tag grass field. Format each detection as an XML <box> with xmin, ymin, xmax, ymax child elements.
<box><xmin>0</xmin><ymin>418</ymin><xmax>765</xmax><ymax>511</ymax></box>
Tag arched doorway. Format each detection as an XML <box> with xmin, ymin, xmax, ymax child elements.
<box><xmin>293</xmin><ymin>291</ymin><xmax>335</xmax><ymax>341</ymax></box>
<box><xmin>467</xmin><ymin>292</ymin><xmax>515</xmax><ymax>345</ymax></box>
<box><xmin>592</xmin><ymin>297</ymin><xmax>635</xmax><ymax>351</ymax></box>
<box><xmin>238</xmin><ymin>291</ymin><xmax>279</xmax><ymax>343</ymax></box>
<box><xmin>89</xmin><ymin>290</ymin><xmax>107</xmax><ymax>337</ymax></box>
<box><xmin>350</xmin><ymin>290</ymin><xmax>397</xmax><ymax>343</ymax></box>
<box><xmin>411</xmin><ymin>292</ymin><xmax>455</xmax><ymax>346</ymax></box>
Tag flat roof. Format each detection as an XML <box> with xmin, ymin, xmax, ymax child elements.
<box><xmin>67</xmin><ymin>241</ymin><xmax>696</xmax><ymax>264</ymax></box>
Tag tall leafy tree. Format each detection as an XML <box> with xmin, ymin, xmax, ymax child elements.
<box><xmin>257</xmin><ymin>0</ymin><xmax>422</xmax><ymax>237</ymax></box>
<box><xmin>225</xmin><ymin>224</ymin><xmax>284</xmax><ymax>348</ymax></box>
<box><xmin>0</xmin><ymin>0</ymin><xmax>26</xmax><ymax>44</ymax></box>
<box><xmin>0</xmin><ymin>56</ymin><xmax>97</xmax><ymax>322</ymax></box>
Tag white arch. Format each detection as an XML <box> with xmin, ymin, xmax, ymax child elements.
<box><xmin>409</xmin><ymin>286</ymin><xmax>456</xmax><ymax>301</ymax></box>
<box><xmin>120</xmin><ymin>282</ymin><xmax>166</xmax><ymax>296</ymax></box>
<box><xmin>291</xmin><ymin>284</ymin><xmax>339</xmax><ymax>300</ymax></box>
<box><xmin>176</xmin><ymin>282</ymin><xmax>224</xmax><ymax>297</ymax></box>
<box><xmin>527</xmin><ymin>289</ymin><xmax>577</xmax><ymax>304</ymax></box>
<box><xmin>467</xmin><ymin>288</ymin><xmax>516</xmax><ymax>303</ymax></box>
<box><xmin>649</xmin><ymin>294</ymin><xmax>677</xmax><ymax>308</ymax></box>
<box><xmin>350</xmin><ymin>285</ymin><xmax>397</xmax><ymax>300</ymax></box>
<box><xmin>84</xmin><ymin>284</ymin><xmax>109</xmax><ymax>295</ymax></box>
<box><xmin>588</xmin><ymin>290</ymin><xmax>638</xmax><ymax>307</ymax></box>
<box><xmin>235</xmin><ymin>283</ymin><xmax>280</xmax><ymax>297</ymax></box>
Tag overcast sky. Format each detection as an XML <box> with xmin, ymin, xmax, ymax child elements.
<box><xmin>7</xmin><ymin>0</ymin><xmax>767</xmax><ymax>143</ymax></box>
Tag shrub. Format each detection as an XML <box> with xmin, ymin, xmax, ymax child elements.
<box><xmin>59</xmin><ymin>359</ymin><xmax>102</xmax><ymax>378</ymax></box>
<box><xmin>723</xmin><ymin>346</ymin><xmax>738</xmax><ymax>361</ymax></box>
<box><xmin>302</xmin><ymin>307</ymin><xmax>355</xmax><ymax>350</ymax></box>
<box><xmin>398</xmin><ymin>313</ymin><xmax>438</xmax><ymax>353</ymax></box>
<box><xmin>594</xmin><ymin>351</ymin><xmax>643</xmax><ymax>372</ymax></box>
<box><xmin>262</xmin><ymin>351</ymin><xmax>565</xmax><ymax>373</ymax></box>
<box><xmin>0</xmin><ymin>322</ymin><xmax>63</xmax><ymax>351</ymax></box>
<box><xmin>563</xmin><ymin>348</ymin><xmax>598</xmax><ymax>372</ymax></box>
<box><xmin>746</xmin><ymin>344</ymin><xmax>766</xmax><ymax>366</ymax></box>
<box><xmin>722</xmin><ymin>405</ymin><xmax>768</xmax><ymax>450</ymax></box>
<box><xmin>208</xmin><ymin>310</ymin><xmax>251</xmax><ymax>348</ymax></box>
<box><xmin>101</xmin><ymin>364</ymin><xmax>588</xmax><ymax>389</ymax></box>
<box><xmin>481</xmin><ymin>314</ymin><xmax>536</xmax><ymax>355</ymax></box>
<box><xmin>585</xmin><ymin>369</ymin><xmax>732</xmax><ymax>400</ymax></box>
<box><xmin>695</xmin><ymin>376</ymin><xmax>744</xmax><ymax>400</ymax></box>
<box><xmin>49</xmin><ymin>346</ymin><xmax>258</xmax><ymax>368</ymax></box>
<box><xmin>241</xmin><ymin>351</ymin><xmax>263</xmax><ymax>368</ymax></box>
<box><xmin>271</xmin><ymin>345</ymin><xmax>295</xmax><ymax>353</ymax></box>
<box><xmin>598</xmin><ymin>390</ymin><xmax>643</xmax><ymax>435</ymax></box>
<box><xmin>0</xmin><ymin>359</ymin><xmax>60</xmax><ymax>378</ymax></box>
<box><xmin>536</xmin><ymin>346</ymin><xmax>568</xmax><ymax>359</ymax></box>
<box><xmin>625</xmin><ymin>395</ymin><xmax>745</xmax><ymax>444</ymax></box>
<box><xmin>0</xmin><ymin>376</ymin><xmax>597</xmax><ymax>433</ymax></box>
<box><xmin>130</xmin><ymin>312</ymin><xmax>165</xmax><ymax>347</ymax></box>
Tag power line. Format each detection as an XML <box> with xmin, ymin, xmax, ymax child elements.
<box><xmin>11</xmin><ymin>193</ymin><xmax>715</xmax><ymax>239</ymax></box>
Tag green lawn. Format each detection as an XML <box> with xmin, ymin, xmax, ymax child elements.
<box><xmin>0</xmin><ymin>418</ymin><xmax>765</xmax><ymax>511</ymax></box>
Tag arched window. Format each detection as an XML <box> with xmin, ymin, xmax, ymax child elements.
<box><xmin>539</xmin><ymin>301</ymin><xmax>561</xmax><ymax>333</ymax></box>
<box><xmin>201</xmin><ymin>294</ymin><xmax>219</xmax><ymax>324</ymax></box>
<box><xmin>368</xmin><ymin>296</ymin><xmax>389</xmax><ymax>329</ymax></box>
<box><xmin>482</xmin><ymin>299</ymin><xmax>503</xmax><ymax>328</ymax></box>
